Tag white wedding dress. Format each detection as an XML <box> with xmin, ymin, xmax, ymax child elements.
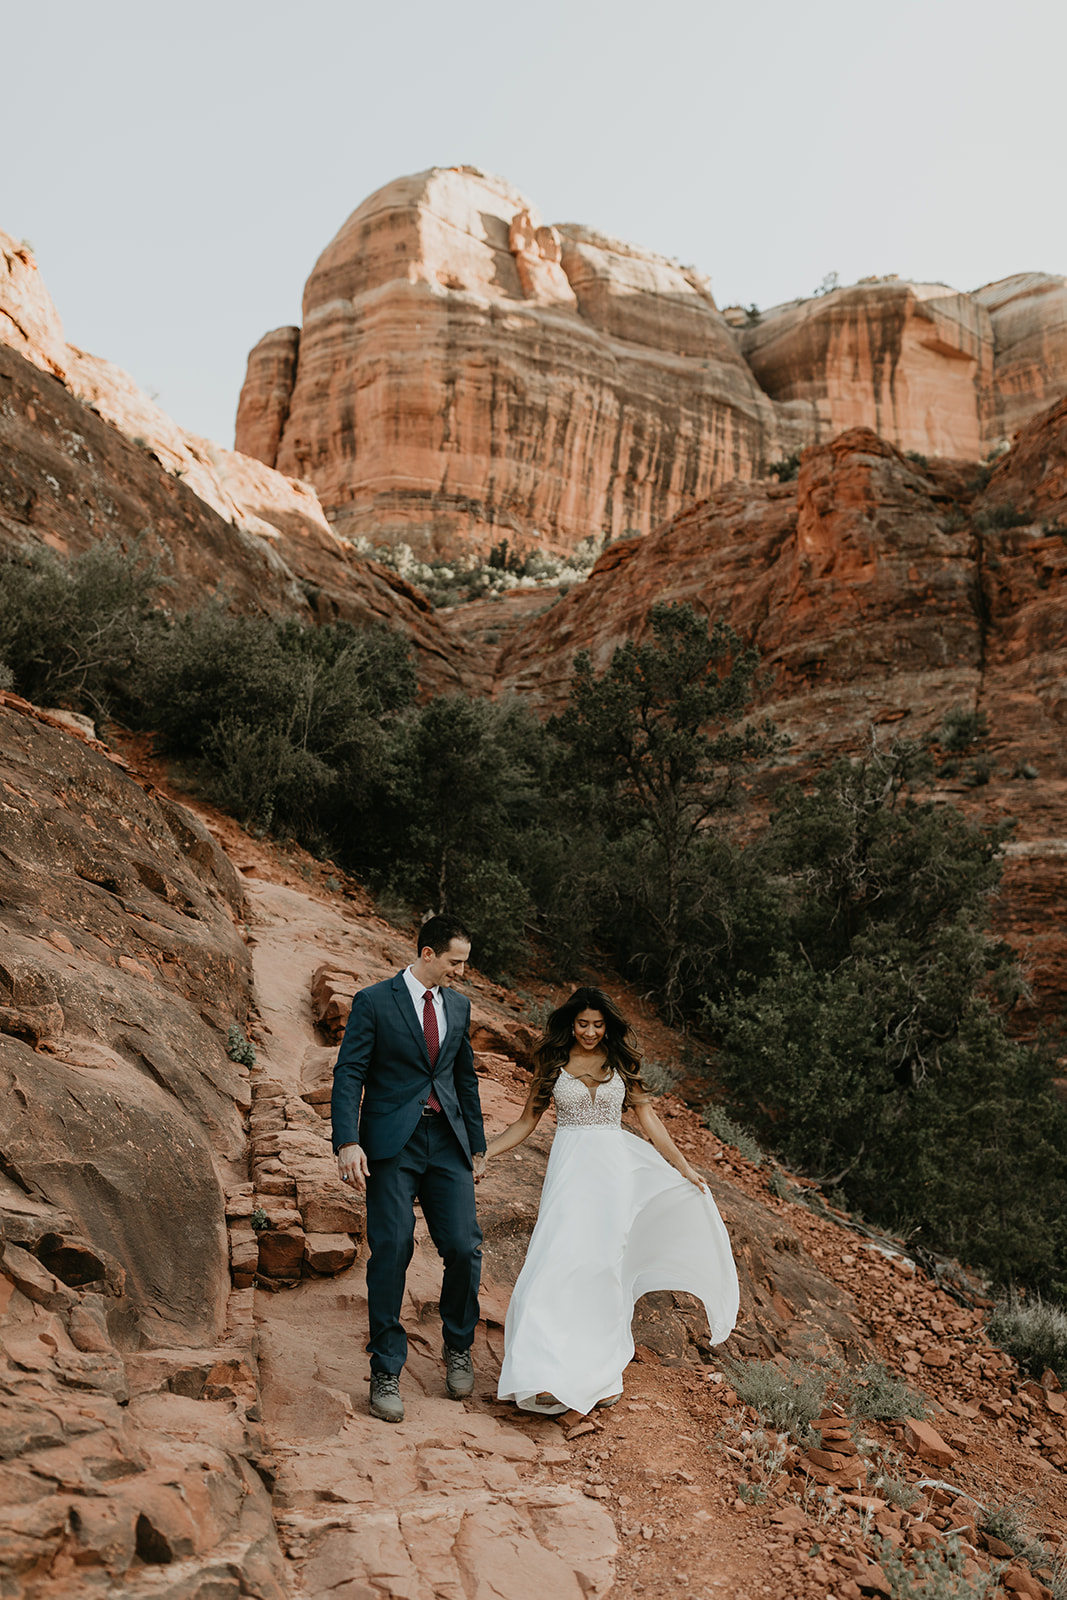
<box><xmin>497</xmin><ymin>1070</ymin><xmax>739</xmax><ymax>1415</ymax></box>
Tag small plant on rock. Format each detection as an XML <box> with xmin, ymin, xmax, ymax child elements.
<box><xmin>977</xmin><ymin>1495</ymin><xmax>1046</xmax><ymax>1567</ymax></box>
<box><xmin>722</xmin><ymin>1356</ymin><xmax>828</xmax><ymax>1443</ymax></box>
<box><xmin>639</xmin><ymin>1058</ymin><xmax>679</xmax><ymax>1097</ymax></box>
<box><xmin>226</xmin><ymin>1025</ymin><xmax>257</xmax><ymax>1068</ymax></box>
<box><xmin>873</xmin><ymin>1533</ymin><xmax>1003</xmax><ymax>1598</ymax></box>
<box><xmin>767</xmin><ymin>451</ymin><xmax>802</xmax><ymax>482</ymax></box>
<box><xmin>843</xmin><ymin>1358</ymin><xmax>929</xmax><ymax>1421</ymax></box>
<box><xmin>250</xmin><ymin>1206</ymin><xmax>269</xmax><ymax>1233</ymax></box>
<box><xmin>988</xmin><ymin>1297</ymin><xmax>1067</xmax><ymax>1384</ymax></box>
<box><xmin>703</xmin><ymin>1104</ymin><xmax>764</xmax><ymax>1166</ymax></box>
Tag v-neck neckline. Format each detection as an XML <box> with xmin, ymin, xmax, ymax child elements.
<box><xmin>560</xmin><ymin>1067</ymin><xmax>614</xmax><ymax>1107</ymax></box>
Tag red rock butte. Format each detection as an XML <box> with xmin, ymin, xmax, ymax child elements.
<box><xmin>235</xmin><ymin>165</ymin><xmax>1067</xmax><ymax>559</ymax></box>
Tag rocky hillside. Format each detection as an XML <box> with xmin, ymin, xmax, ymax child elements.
<box><xmin>1</xmin><ymin>695</ymin><xmax>1065</xmax><ymax>1600</ymax></box>
<box><xmin>234</xmin><ymin>165</ymin><xmax>1067</xmax><ymax>558</ymax></box>
<box><xmin>0</xmin><ymin>231</ymin><xmax>471</xmax><ymax>693</ymax></box>
<box><xmin>487</xmin><ymin>403</ymin><xmax>1067</xmax><ymax>1034</ymax></box>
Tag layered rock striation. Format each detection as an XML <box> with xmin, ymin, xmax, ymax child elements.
<box><xmin>237</xmin><ymin>167</ymin><xmax>792</xmax><ymax>558</ymax></box>
<box><xmin>236</xmin><ymin>168</ymin><xmax>1067</xmax><ymax>560</ymax></box>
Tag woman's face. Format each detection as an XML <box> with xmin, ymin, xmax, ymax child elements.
<box><xmin>573</xmin><ymin>1008</ymin><xmax>606</xmax><ymax>1053</ymax></box>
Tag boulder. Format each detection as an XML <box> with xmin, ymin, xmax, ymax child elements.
<box><xmin>303</xmin><ymin>1233</ymin><xmax>357</xmax><ymax>1275</ymax></box>
<box><xmin>904</xmin><ymin>1418</ymin><xmax>956</xmax><ymax>1468</ymax></box>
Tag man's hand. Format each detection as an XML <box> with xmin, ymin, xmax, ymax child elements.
<box><xmin>337</xmin><ymin>1143</ymin><xmax>370</xmax><ymax>1192</ymax></box>
<box><xmin>472</xmin><ymin>1151</ymin><xmax>487</xmax><ymax>1184</ymax></box>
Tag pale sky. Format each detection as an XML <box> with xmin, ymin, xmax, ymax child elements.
<box><xmin>4</xmin><ymin>0</ymin><xmax>1065</xmax><ymax>446</ymax></box>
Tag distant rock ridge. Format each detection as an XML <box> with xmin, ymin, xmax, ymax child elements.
<box><xmin>235</xmin><ymin>166</ymin><xmax>1067</xmax><ymax>558</ymax></box>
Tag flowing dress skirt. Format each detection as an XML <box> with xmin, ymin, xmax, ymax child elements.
<box><xmin>497</xmin><ymin>1125</ymin><xmax>739</xmax><ymax>1415</ymax></box>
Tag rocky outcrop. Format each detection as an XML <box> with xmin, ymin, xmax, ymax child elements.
<box><xmin>0</xmin><ymin>227</ymin><xmax>474</xmax><ymax>690</ymax></box>
<box><xmin>974</xmin><ymin>273</ymin><xmax>1067</xmax><ymax>441</ymax></box>
<box><xmin>238</xmin><ymin>166</ymin><xmax>786</xmax><ymax>559</ymax></box>
<box><xmin>487</xmin><ymin>409</ymin><xmax>1067</xmax><ymax>1029</ymax></box>
<box><xmin>0</xmin><ymin>698</ymin><xmax>285</xmax><ymax>1595</ymax></box>
<box><xmin>738</xmin><ymin>280</ymin><xmax>995</xmax><ymax>460</ymax></box>
<box><xmin>236</xmin><ymin>171</ymin><xmax>1067</xmax><ymax>561</ymax></box>
<box><xmin>0</xmin><ymin>341</ymin><xmax>474</xmax><ymax>689</ymax></box>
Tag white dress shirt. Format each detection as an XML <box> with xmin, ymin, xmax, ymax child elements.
<box><xmin>403</xmin><ymin>965</ymin><xmax>447</xmax><ymax>1045</ymax></box>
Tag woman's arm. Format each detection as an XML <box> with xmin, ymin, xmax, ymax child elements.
<box><xmin>632</xmin><ymin>1100</ymin><xmax>707</xmax><ymax>1189</ymax></box>
<box><xmin>484</xmin><ymin>1090</ymin><xmax>545</xmax><ymax>1160</ymax></box>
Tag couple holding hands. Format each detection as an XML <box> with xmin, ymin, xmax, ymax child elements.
<box><xmin>332</xmin><ymin>916</ymin><xmax>739</xmax><ymax>1424</ymax></box>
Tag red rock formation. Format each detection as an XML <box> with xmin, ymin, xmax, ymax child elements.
<box><xmin>738</xmin><ymin>280</ymin><xmax>995</xmax><ymax>460</ymax></box>
<box><xmin>486</xmin><ymin>410</ymin><xmax>1067</xmax><ymax>1028</ymax></box>
<box><xmin>238</xmin><ymin>166</ymin><xmax>785</xmax><ymax>558</ymax></box>
<box><xmin>974</xmin><ymin>273</ymin><xmax>1067</xmax><ymax>441</ymax></box>
<box><xmin>0</xmin><ymin>699</ymin><xmax>285</xmax><ymax>1595</ymax></box>
<box><xmin>236</xmin><ymin>174</ymin><xmax>1067</xmax><ymax>560</ymax></box>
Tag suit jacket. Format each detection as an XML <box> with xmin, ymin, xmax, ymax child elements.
<box><xmin>331</xmin><ymin>972</ymin><xmax>486</xmax><ymax>1164</ymax></box>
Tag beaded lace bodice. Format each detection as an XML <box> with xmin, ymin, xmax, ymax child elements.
<box><xmin>553</xmin><ymin>1069</ymin><xmax>625</xmax><ymax>1128</ymax></box>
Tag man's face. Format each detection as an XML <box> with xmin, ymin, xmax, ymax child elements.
<box><xmin>420</xmin><ymin>938</ymin><xmax>471</xmax><ymax>987</ymax></box>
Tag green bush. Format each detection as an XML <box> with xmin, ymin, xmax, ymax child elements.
<box><xmin>0</xmin><ymin>539</ymin><xmax>158</xmax><ymax>718</ymax></box>
<box><xmin>987</xmin><ymin>1299</ymin><xmax>1067</xmax><ymax>1384</ymax></box>
<box><xmin>703</xmin><ymin>1104</ymin><xmax>764</xmax><ymax>1166</ymax></box>
<box><xmin>842</xmin><ymin>1359</ymin><xmax>927</xmax><ymax>1421</ymax></box>
<box><xmin>937</xmin><ymin>706</ymin><xmax>989</xmax><ymax>753</ymax></box>
<box><xmin>976</xmin><ymin>1496</ymin><xmax>1046</xmax><ymax>1567</ymax></box>
<box><xmin>226</xmin><ymin>1025</ymin><xmax>257</xmax><ymax>1068</ymax></box>
<box><xmin>874</xmin><ymin>1534</ymin><xmax>1002</xmax><ymax>1599</ymax></box>
<box><xmin>721</xmin><ymin>1356</ymin><xmax>828</xmax><ymax>1443</ymax></box>
<box><xmin>767</xmin><ymin>452</ymin><xmax>802</xmax><ymax>482</ymax></box>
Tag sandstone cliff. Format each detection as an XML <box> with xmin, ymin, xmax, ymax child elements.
<box><xmin>236</xmin><ymin>169</ymin><xmax>1067</xmax><ymax>561</ymax></box>
<box><xmin>236</xmin><ymin>167</ymin><xmax>781</xmax><ymax>561</ymax></box>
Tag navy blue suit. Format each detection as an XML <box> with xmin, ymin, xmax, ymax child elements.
<box><xmin>332</xmin><ymin>972</ymin><xmax>486</xmax><ymax>1374</ymax></box>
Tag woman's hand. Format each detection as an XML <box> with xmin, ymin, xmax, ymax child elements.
<box><xmin>679</xmin><ymin>1161</ymin><xmax>708</xmax><ymax>1192</ymax></box>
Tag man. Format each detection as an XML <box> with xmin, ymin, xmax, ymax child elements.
<box><xmin>332</xmin><ymin>914</ymin><xmax>486</xmax><ymax>1423</ymax></box>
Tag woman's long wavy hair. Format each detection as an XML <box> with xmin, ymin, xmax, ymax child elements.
<box><xmin>529</xmin><ymin>986</ymin><xmax>649</xmax><ymax>1113</ymax></box>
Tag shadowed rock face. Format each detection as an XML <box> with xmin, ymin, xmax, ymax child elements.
<box><xmin>0</xmin><ymin>703</ymin><xmax>250</xmax><ymax>1344</ymax></box>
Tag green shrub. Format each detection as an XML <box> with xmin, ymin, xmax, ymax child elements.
<box><xmin>975</xmin><ymin>501</ymin><xmax>1031</xmax><ymax>532</ymax></box>
<box><xmin>722</xmin><ymin>1356</ymin><xmax>828</xmax><ymax>1442</ymax></box>
<box><xmin>938</xmin><ymin>706</ymin><xmax>989</xmax><ymax>753</ymax></box>
<box><xmin>639</xmin><ymin>1058</ymin><xmax>679</xmax><ymax>1097</ymax></box>
<box><xmin>703</xmin><ymin>1104</ymin><xmax>764</xmax><ymax>1166</ymax></box>
<box><xmin>905</xmin><ymin>450</ymin><xmax>929</xmax><ymax>469</ymax></box>
<box><xmin>987</xmin><ymin>1299</ymin><xmax>1067</xmax><ymax>1384</ymax></box>
<box><xmin>0</xmin><ymin>661</ymin><xmax>12</xmax><ymax>692</ymax></box>
<box><xmin>977</xmin><ymin>1496</ymin><xmax>1046</xmax><ymax>1566</ymax></box>
<box><xmin>873</xmin><ymin>1534</ymin><xmax>1002</xmax><ymax>1598</ymax></box>
<box><xmin>842</xmin><ymin>1359</ymin><xmax>927</xmax><ymax>1421</ymax></box>
<box><xmin>226</xmin><ymin>1025</ymin><xmax>257</xmax><ymax>1068</ymax></box>
<box><xmin>767</xmin><ymin>452</ymin><xmax>802</xmax><ymax>482</ymax></box>
<box><xmin>0</xmin><ymin>539</ymin><xmax>158</xmax><ymax>718</ymax></box>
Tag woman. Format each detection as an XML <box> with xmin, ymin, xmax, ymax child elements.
<box><xmin>486</xmin><ymin>987</ymin><xmax>739</xmax><ymax>1416</ymax></box>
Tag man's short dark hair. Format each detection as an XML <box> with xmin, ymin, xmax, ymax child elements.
<box><xmin>417</xmin><ymin>914</ymin><xmax>471</xmax><ymax>957</ymax></box>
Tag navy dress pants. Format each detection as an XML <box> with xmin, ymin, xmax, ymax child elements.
<box><xmin>364</xmin><ymin>1113</ymin><xmax>482</xmax><ymax>1375</ymax></box>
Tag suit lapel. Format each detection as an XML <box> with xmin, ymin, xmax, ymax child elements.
<box><xmin>437</xmin><ymin>988</ymin><xmax>464</xmax><ymax>1068</ymax></box>
<box><xmin>390</xmin><ymin>973</ymin><xmax>430</xmax><ymax>1065</ymax></box>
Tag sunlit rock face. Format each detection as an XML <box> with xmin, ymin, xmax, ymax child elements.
<box><xmin>738</xmin><ymin>280</ymin><xmax>995</xmax><ymax>461</ymax></box>
<box><xmin>238</xmin><ymin>166</ymin><xmax>785</xmax><ymax>558</ymax></box>
<box><xmin>237</xmin><ymin>175</ymin><xmax>1067</xmax><ymax>561</ymax></box>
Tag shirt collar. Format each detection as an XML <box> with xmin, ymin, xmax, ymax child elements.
<box><xmin>405</xmin><ymin>965</ymin><xmax>439</xmax><ymax>1001</ymax></box>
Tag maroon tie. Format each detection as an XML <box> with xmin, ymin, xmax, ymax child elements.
<box><xmin>423</xmin><ymin>990</ymin><xmax>442</xmax><ymax>1111</ymax></box>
